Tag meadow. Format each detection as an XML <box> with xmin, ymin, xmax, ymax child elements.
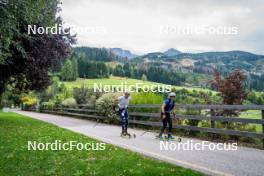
<box><xmin>239</xmin><ymin>110</ymin><xmax>262</xmax><ymax>132</ymax></box>
<box><xmin>63</xmin><ymin>76</ymin><xmax>214</xmax><ymax>93</ymax></box>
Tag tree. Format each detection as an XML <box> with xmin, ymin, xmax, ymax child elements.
<box><xmin>75</xmin><ymin>52</ymin><xmax>109</xmax><ymax>79</ymax></box>
<box><xmin>60</xmin><ymin>59</ymin><xmax>78</xmax><ymax>81</ymax></box>
<box><xmin>123</xmin><ymin>63</ymin><xmax>131</xmax><ymax>77</ymax></box>
<box><xmin>113</xmin><ymin>65</ymin><xmax>124</xmax><ymax>77</ymax></box>
<box><xmin>0</xmin><ymin>0</ymin><xmax>75</xmax><ymax>98</ymax></box>
<box><xmin>61</xmin><ymin>60</ymin><xmax>73</xmax><ymax>81</ymax></box>
<box><xmin>141</xmin><ymin>74</ymin><xmax>147</xmax><ymax>82</ymax></box>
<box><xmin>74</xmin><ymin>47</ymin><xmax>117</xmax><ymax>61</ymax></box>
<box><xmin>212</xmin><ymin>70</ymin><xmax>247</xmax><ymax>105</ymax></box>
<box><xmin>72</xmin><ymin>58</ymin><xmax>79</xmax><ymax>80</ymax></box>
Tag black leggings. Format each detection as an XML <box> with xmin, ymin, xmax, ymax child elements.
<box><xmin>119</xmin><ymin>108</ymin><xmax>128</xmax><ymax>131</ymax></box>
<box><xmin>160</xmin><ymin>113</ymin><xmax>172</xmax><ymax>135</ymax></box>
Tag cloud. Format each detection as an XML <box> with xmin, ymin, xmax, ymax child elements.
<box><xmin>61</xmin><ymin>0</ymin><xmax>264</xmax><ymax>54</ymax></box>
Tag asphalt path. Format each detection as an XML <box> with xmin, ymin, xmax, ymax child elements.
<box><xmin>14</xmin><ymin>110</ymin><xmax>264</xmax><ymax>176</ymax></box>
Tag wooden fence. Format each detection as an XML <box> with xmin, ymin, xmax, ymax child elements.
<box><xmin>38</xmin><ymin>104</ymin><xmax>264</xmax><ymax>148</ymax></box>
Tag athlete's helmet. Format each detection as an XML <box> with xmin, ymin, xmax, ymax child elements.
<box><xmin>124</xmin><ymin>90</ymin><xmax>130</xmax><ymax>95</ymax></box>
<box><xmin>168</xmin><ymin>92</ymin><xmax>176</xmax><ymax>98</ymax></box>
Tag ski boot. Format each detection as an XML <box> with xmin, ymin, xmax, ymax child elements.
<box><xmin>167</xmin><ymin>135</ymin><xmax>175</xmax><ymax>140</ymax></box>
<box><xmin>167</xmin><ymin>135</ymin><xmax>182</xmax><ymax>142</ymax></box>
<box><xmin>120</xmin><ymin>130</ymin><xmax>127</xmax><ymax>137</ymax></box>
<box><xmin>156</xmin><ymin>133</ymin><xmax>164</xmax><ymax>140</ymax></box>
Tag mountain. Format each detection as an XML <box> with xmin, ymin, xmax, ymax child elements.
<box><xmin>73</xmin><ymin>46</ymin><xmax>264</xmax><ymax>90</ymax></box>
<box><xmin>164</xmin><ymin>48</ymin><xmax>182</xmax><ymax>56</ymax></box>
<box><xmin>74</xmin><ymin>46</ymin><xmax>264</xmax><ymax>75</ymax></box>
<box><xmin>134</xmin><ymin>50</ymin><xmax>264</xmax><ymax>75</ymax></box>
<box><xmin>110</xmin><ymin>48</ymin><xmax>138</xmax><ymax>59</ymax></box>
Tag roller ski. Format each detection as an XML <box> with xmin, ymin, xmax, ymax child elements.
<box><xmin>155</xmin><ymin>135</ymin><xmax>165</xmax><ymax>141</ymax></box>
<box><xmin>120</xmin><ymin>130</ymin><xmax>136</xmax><ymax>139</ymax></box>
<box><xmin>156</xmin><ymin>134</ymin><xmax>181</xmax><ymax>142</ymax></box>
<box><xmin>165</xmin><ymin>135</ymin><xmax>182</xmax><ymax>142</ymax></box>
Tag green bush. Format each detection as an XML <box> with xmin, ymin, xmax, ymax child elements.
<box><xmin>0</xmin><ymin>99</ymin><xmax>12</xmax><ymax>108</ymax></box>
<box><xmin>95</xmin><ymin>93</ymin><xmax>121</xmax><ymax>123</ymax></box>
<box><xmin>61</xmin><ymin>98</ymin><xmax>77</xmax><ymax>107</ymax></box>
<box><xmin>73</xmin><ymin>86</ymin><xmax>90</xmax><ymax>104</ymax></box>
<box><xmin>53</xmin><ymin>94</ymin><xmax>65</xmax><ymax>106</ymax></box>
<box><xmin>73</xmin><ymin>86</ymin><xmax>103</xmax><ymax>106</ymax></box>
<box><xmin>40</xmin><ymin>101</ymin><xmax>55</xmax><ymax>110</ymax></box>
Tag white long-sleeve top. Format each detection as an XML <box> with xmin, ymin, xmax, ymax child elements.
<box><xmin>118</xmin><ymin>96</ymin><xmax>131</xmax><ymax>109</ymax></box>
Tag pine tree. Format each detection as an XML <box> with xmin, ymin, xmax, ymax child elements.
<box><xmin>61</xmin><ymin>60</ymin><xmax>73</xmax><ymax>81</ymax></box>
<box><xmin>72</xmin><ymin>58</ymin><xmax>78</xmax><ymax>80</ymax></box>
<box><xmin>141</xmin><ymin>74</ymin><xmax>147</xmax><ymax>82</ymax></box>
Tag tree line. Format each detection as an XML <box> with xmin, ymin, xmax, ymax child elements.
<box><xmin>58</xmin><ymin>53</ymin><xmax>187</xmax><ymax>87</ymax></box>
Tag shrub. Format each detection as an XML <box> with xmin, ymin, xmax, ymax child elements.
<box><xmin>73</xmin><ymin>86</ymin><xmax>103</xmax><ymax>106</ymax></box>
<box><xmin>53</xmin><ymin>94</ymin><xmax>65</xmax><ymax>106</ymax></box>
<box><xmin>95</xmin><ymin>93</ymin><xmax>122</xmax><ymax>123</ymax></box>
<box><xmin>21</xmin><ymin>95</ymin><xmax>38</xmax><ymax>108</ymax></box>
<box><xmin>73</xmin><ymin>86</ymin><xmax>89</xmax><ymax>104</ymax></box>
<box><xmin>40</xmin><ymin>101</ymin><xmax>55</xmax><ymax>111</ymax></box>
<box><xmin>89</xmin><ymin>95</ymin><xmax>97</xmax><ymax>106</ymax></box>
<box><xmin>0</xmin><ymin>99</ymin><xmax>12</xmax><ymax>108</ymax></box>
<box><xmin>61</xmin><ymin>98</ymin><xmax>77</xmax><ymax>107</ymax></box>
<box><xmin>60</xmin><ymin>83</ymin><xmax>72</xmax><ymax>99</ymax></box>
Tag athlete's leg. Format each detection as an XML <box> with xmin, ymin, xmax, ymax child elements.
<box><xmin>167</xmin><ymin>114</ymin><xmax>173</xmax><ymax>137</ymax></box>
<box><xmin>120</xmin><ymin>108</ymin><xmax>126</xmax><ymax>133</ymax></box>
<box><xmin>166</xmin><ymin>113</ymin><xmax>172</xmax><ymax>138</ymax></box>
<box><xmin>124</xmin><ymin>109</ymin><xmax>129</xmax><ymax>132</ymax></box>
<box><xmin>159</xmin><ymin>114</ymin><xmax>168</xmax><ymax>137</ymax></box>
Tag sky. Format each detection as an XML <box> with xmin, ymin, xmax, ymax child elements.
<box><xmin>60</xmin><ymin>0</ymin><xmax>264</xmax><ymax>55</ymax></box>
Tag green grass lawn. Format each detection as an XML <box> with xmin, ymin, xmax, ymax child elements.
<box><xmin>0</xmin><ymin>111</ymin><xmax>203</xmax><ymax>176</ymax></box>
<box><xmin>63</xmin><ymin>76</ymin><xmax>214</xmax><ymax>93</ymax></box>
<box><xmin>239</xmin><ymin>110</ymin><xmax>262</xmax><ymax>132</ymax></box>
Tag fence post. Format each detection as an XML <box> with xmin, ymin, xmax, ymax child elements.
<box><xmin>210</xmin><ymin>109</ymin><xmax>215</xmax><ymax>138</ymax></box>
<box><xmin>262</xmin><ymin>110</ymin><xmax>264</xmax><ymax>149</ymax></box>
<box><xmin>133</xmin><ymin>116</ymin><xmax>135</xmax><ymax>129</ymax></box>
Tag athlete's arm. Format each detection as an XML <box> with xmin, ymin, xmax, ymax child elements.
<box><xmin>161</xmin><ymin>103</ymin><xmax>166</xmax><ymax>119</ymax></box>
<box><xmin>172</xmin><ymin>107</ymin><xmax>179</xmax><ymax>120</ymax></box>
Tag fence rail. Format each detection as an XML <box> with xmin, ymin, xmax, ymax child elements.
<box><xmin>36</xmin><ymin>104</ymin><xmax>264</xmax><ymax>148</ymax></box>
<box><xmin>130</xmin><ymin>104</ymin><xmax>264</xmax><ymax>110</ymax></box>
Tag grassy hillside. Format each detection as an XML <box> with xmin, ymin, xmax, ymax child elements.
<box><xmin>239</xmin><ymin>110</ymin><xmax>262</xmax><ymax>132</ymax></box>
<box><xmin>63</xmin><ymin>76</ymin><xmax>214</xmax><ymax>93</ymax></box>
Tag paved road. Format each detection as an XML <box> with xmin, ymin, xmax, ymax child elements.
<box><xmin>15</xmin><ymin>110</ymin><xmax>264</xmax><ymax>176</ymax></box>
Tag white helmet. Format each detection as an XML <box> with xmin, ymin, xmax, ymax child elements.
<box><xmin>168</xmin><ymin>92</ymin><xmax>176</xmax><ymax>98</ymax></box>
<box><xmin>124</xmin><ymin>90</ymin><xmax>130</xmax><ymax>95</ymax></box>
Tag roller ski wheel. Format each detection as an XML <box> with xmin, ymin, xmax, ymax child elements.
<box><xmin>177</xmin><ymin>137</ymin><xmax>182</xmax><ymax>142</ymax></box>
<box><xmin>155</xmin><ymin>135</ymin><xmax>164</xmax><ymax>141</ymax></box>
<box><xmin>120</xmin><ymin>132</ymin><xmax>129</xmax><ymax>137</ymax></box>
<box><xmin>126</xmin><ymin>133</ymin><xmax>136</xmax><ymax>139</ymax></box>
<box><xmin>120</xmin><ymin>132</ymin><xmax>136</xmax><ymax>139</ymax></box>
<box><xmin>165</xmin><ymin>136</ymin><xmax>182</xmax><ymax>142</ymax></box>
